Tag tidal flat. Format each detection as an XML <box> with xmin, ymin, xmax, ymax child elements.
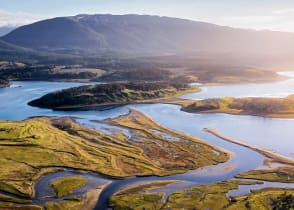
<box><xmin>0</xmin><ymin>109</ymin><xmax>228</xmax><ymax>209</ymax></box>
<box><xmin>0</xmin><ymin>78</ymin><xmax>294</xmax><ymax>209</ymax></box>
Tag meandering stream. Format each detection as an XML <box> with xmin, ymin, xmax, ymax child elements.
<box><xmin>0</xmin><ymin>73</ymin><xmax>294</xmax><ymax>209</ymax></box>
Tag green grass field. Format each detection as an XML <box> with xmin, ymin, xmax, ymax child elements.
<box><xmin>0</xmin><ymin>109</ymin><xmax>228</xmax><ymax>209</ymax></box>
<box><xmin>51</xmin><ymin>176</ymin><xmax>87</xmax><ymax>197</ymax></box>
<box><xmin>170</xmin><ymin>95</ymin><xmax>294</xmax><ymax>118</ymax></box>
<box><xmin>110</xmin><ymin>180</ymin><xmax>294</xmax><ymax>210</ymax></box>
<box><xmin>236</xmin><ymin>167</ymin><xmax>294</xmax><ymax>183</ymax></box>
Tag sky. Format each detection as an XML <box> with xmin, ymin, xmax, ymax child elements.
<box><xmin>1</xmin><ymin>0</ymin><xmax>294</xmax><ymax>32</ymax></box>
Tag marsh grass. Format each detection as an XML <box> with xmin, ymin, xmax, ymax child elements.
<box><xmin>51</xmin><ymin>176</ymin><xmax>87</xmax><ymax>198</ymax></box>
<box><xmin>110</xmin><ymin>180</ymin><xmax>294</xmax><ymax>210</ymax></box>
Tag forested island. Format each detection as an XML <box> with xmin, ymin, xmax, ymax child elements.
<box><xmin>28</xmin><ymin>82</ymin><xmax>198</xmax><ymax>110</ymax></box>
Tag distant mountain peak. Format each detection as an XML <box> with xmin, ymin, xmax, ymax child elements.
<box><xmin>1</xmin><ymin>14</ymin><xmax>294</xmax><ymax>56</ymax></box>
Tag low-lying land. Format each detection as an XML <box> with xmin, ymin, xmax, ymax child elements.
<box><xmin>0</xmin><ymin>62</ymin><xmax>106</xmax><ymax>83</ymax></box>
<box><xmin>46</xmin><ymin>181</ymin><xmax>112</xmax><ymax>210</ymax></box>
<box><xmin>28</xmin><ymin>82</ymin><xmax>199</xmax><ymax>110</ymax></box>
<box><xmin>110</xmin><ymin>180</ymin><xmax>294</xmax><ymax>210</ymax></box>
<box><xmin>45</xmin><ymin>196</ymin><xmax>84</xmax><ymax>210</ymax></box>
<box><xmin>0</xmin><ymin>52</ymin><xmax>286</xmax><ymax>85</ymax></box>
<box><xmin>0</xmin><ymin>110</ymin><xmax>228</xmax><ymax>208</ymax></box>
<box><xmin>109</xmin><ymin>180</ymin><xmax>176</xmax><ymax>210</ymax></box>
<box><xmin>105</xmin><ymin>109</ymin><xmax>229</xmax><ymax>175</ymax></box>
<box><xmin>169</xmin><ymin>94</ymin><xmax>294</xmax><ymax>118</ymax></box>
<box><xmin>236</xmin><ymin>167</ymin><xmax>294</xmax><ymax>183</ymax></box>
<box><xmin>51</xmin><ymin>176</ymin><xmax>87</xmax><ymax>198</ymax></box>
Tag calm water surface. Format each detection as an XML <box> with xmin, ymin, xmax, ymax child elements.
<box><xmin>0</xmin><ymin>76</ymin><xmax>293</xmax><ymax>209</ymax></box>
<box><xmin>182</xmin><ymin>72</ymin><xmax>294</xmax><ymax>99</ymax></box>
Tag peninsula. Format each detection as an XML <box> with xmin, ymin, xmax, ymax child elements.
<box><xmin>169</xmin><ymin>95</ymin><xmax>294</xmax><ymax>118</ymax></box>
<box><xmin>28</xmin><ymin>82</ymin><xmax>198</xmax><ymax>110</ymax></box>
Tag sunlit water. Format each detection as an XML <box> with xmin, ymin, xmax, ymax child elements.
<box><xmin>1</xmin><ymin>79</ymin><xmax>293</xmax><ymax>157</ymax></box>
<box><xmin>0</xmin><ymin>74</ymin><xmax>294</xmax><ymax>208</ymax></box>
<box><xmin>182</xmin><ymin>72</ymin><xmax>294</xmax><ymax>99</ymax></box>
<box><xmin>133</xmin><ymin>104</ymin><xmax>294</xmax><ymax>158</ymax></box>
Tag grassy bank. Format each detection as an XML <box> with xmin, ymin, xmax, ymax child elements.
<box><xmin>45</xmin><ymin>182</ymin><xmax>111</xmax><ymax>210</ymax></box>
<box><xmin>110</xmin><ymin>180</ymin><xmax>177</xmax><ymax>210</ymax></box>
<box><xmin>236</xmin><ymin>167</ymin><xmax>294</xmax><ymax>183</ymax></box>
<box><xmin>105</xmin><ymin>109</ymin><xmax>230</xmax><ymax>174</ymax></box>
<box><xmin>167</xmin><ymin>95</ymin><xmax>294</xmax><ymax>118</ymax></box>
<box><xmin>51</xmin><ymin>176</ymin><xmax>87</xmax><ymax>198</ymax></box>
<box><xmin>0</xmin><ymin>109</ymin><xmax>228</xmax><ymax>208</ymax></box>
<box><xmin>110</xmin><ymin>180</ymin><xmax>294</xmax><ymax>210</ymax></box>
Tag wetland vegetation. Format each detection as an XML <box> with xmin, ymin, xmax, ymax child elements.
<box><xmin>236</xmin><ymin>167</ymin><xmax>294</xmax><ymax>183</ymax></box>
<box><xmin>0</xmin><ymin>7</ymin><xmax>294</xmax><ymax>210</ymax></box>
<box><xmin>110</xmin><ymin>180</ymin><xmax>294</xmax><ymax>210</ymax></box>
<box><xmin>0</xmin><ymin>110</ymin><xmax>228</xmax><ymax>208</ymax></box>
<box><xmin>51</xmin><ymin>176</ymin><xmax>87</xmax><ymax>198</ymax></box>
<box><xmin>2</xmin><ymin>79</ymin><xmax>294</xmax><ymax>209</ymax></box>
<box><xmin>170</xmin><ymin>94</ymin><xmax>294</xmax><ymax>118</ymax></box>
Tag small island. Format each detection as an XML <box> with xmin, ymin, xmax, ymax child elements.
<box><xmin>28</xmin><ymin>82</ymin><xmax>198</xmax><ymax>110</ymax></box>
<box><xmin>170</xmin><ymin>95</ymin><xmax>294</xmax><ymax>118</ymax></box>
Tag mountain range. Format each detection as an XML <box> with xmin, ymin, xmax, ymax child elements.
<box><xmin>1</xmin><ymin>14</ymin><xmax>294</xmax><ymax>65</ymax></box>
<box><xmin>0</xmin><ymin>26</ymin><xmax>15</xmax><ymax>37</ymax></box>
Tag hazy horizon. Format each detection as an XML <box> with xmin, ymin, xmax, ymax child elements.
<box><xmin>1</xmin><ymin>0</ymin><xmax>294</xmax><ymax>32</ymax></box>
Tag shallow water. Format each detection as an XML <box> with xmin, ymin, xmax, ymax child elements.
<box><xmin>1</xmin><ymin>80</ymin><xmax>293</xmax><ymax>158</ymax></box>
<box><xmin>0</xmin><ymin>76</ymin><xmax>293</xmax><ymax>209</ymax></box>
<box><xmin>133</xmin><ymin>104</ymin><xmax>294</xmax><ymax>158</ymax></box>
<box><xmin>227</xmin><ymin>180</ymin><xmax>294</xmax><ymax>197</ymax></box>
<box><xmin>33</xmin><ymin>170</ymin><xmax>109</xmax><ymax>205</ymax></box>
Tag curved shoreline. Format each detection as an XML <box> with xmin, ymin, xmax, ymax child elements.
<box><xmin>27</xmin><ymin>83</ymin><xmax>199</xmax><ymax>111</ymax></box>
<box><xmin>1</xmin><ymin>78</ymin><xmax>294</xmax><ymax>209</ymax></box>
<box><xmin>107</xmin><ymin>108</ymin><xmax>234</xmax><ymax>159</ymax></box>
<box><xmin>203</xmin><ymin>127</ymin><xmax>294</xmax><ymax>165</ymax></box>
<box><xmin>82</xmin><ymin>182</ymin><xmax>112</xmax><ymax>210</ymax></box>
<box><xmin>161</xmin><ymin>97</ymin><xmax>294</xmax><ymax>119</ymax></box>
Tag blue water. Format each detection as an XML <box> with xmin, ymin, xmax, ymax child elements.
<box><xmin>0</xmin><ymin>79</ymin><xmax>293</xmax><ymax>159</ymax></box>
<box><xmin>0</xmin><ymin>77</ymin><xmax>294</xmax><ymax>209</ymax></box>
<box><xmin>182</xmin><ymin>74</ymin><xmax>294</xmax><ymax>100</ymax></box>
<box><xmin>133</xmin><ymin>104</ymin><xmax>294</xmax><ymax>158</ymax></box>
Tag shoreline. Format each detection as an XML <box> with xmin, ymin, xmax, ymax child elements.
<box><xmin>163</xmin><ymin>97</ymin><xmax>294</xmax><ymax>119</ymax></box>
<box><xmin>112</xmin><ymin>180</ymin><xmax>179</xmax><ymax>196</ymax></box>
<box><xmin>1</xmin><ymin>76</ymin><xmax>294</xmax><ymax>208</ymax></box>
<box><xmin>82</xmin><ymin>182</ymin><xmax>112</xmax><ymax>210</ymax></box>
<box><xmin>0</xmin><ymin>81</ymin><xmax>11</xmax><ymax>88</ymax></box>
<box><xmin>27</xmin><ymin>86</ymin><xmax>200</xmax><ymax>111</ymax></box>
<box><xmin>25</xmin><ymin>72</ymin><xmax>290</xmax><ymax>112</ymax></box>
<box><xmin>203</xmin><ymin>127</ymin><xmax>294</xmax><ymax>166</ymax></box>
<box><xmin>106</xmin><ymin>108</ymin><xmax>234</xmax><ymax>162</ymax></box>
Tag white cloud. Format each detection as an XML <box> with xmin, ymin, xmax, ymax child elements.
<box><xmin>273</xmin><ymin>8</ymin><xmax>294</xmax><ymax>15</ymax></box>
<box><xmin>223</xmin><ymin>15</ymin><xmax>279</xmax><ymax>23</ymax></box>
<box><xmin>216</xmin><ymin>13</ymin><xmax>294</xmax><ymax>32</ymax></box>
<box><xmin>0</xmin><ymin>9</ymin><xmax>47</xmax><ymax>27</ymax></box>
<box><xmin>217</xmin><ymin>15</ymin><xmax>279</xmax><ymax>31</ymax></box>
